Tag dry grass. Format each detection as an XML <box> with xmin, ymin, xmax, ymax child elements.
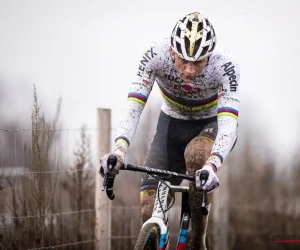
<box><xmin>0</xmin><ymin>86</ymin><xmax>96</xmax><ymax>249</ymax></box>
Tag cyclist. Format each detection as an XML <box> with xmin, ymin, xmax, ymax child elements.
<box><xmin>100</xmin><ymin>12</ymin><xmax>239</xmax><ymax>250</ymax></box>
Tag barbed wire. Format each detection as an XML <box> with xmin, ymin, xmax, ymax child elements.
<box><xmin>26</xmin><ymin>235</ymin><xmax>145</xmax><ymax>250</ymax></box>
<box><xmin>0</xmin><ymin>209</ymin><xmax>96</xmax><ymax>221</ymax></box>
<box><xmin>27</xmin><ymin>240</ymin><xmax>96</xmax><ymax>250</ymax></box>
<box><xmin>0</xmin><ymin>168</ymin><xmax>93</xmax><ymax>176</ymax></box>
<box><xmin>0</xmin><ymin>128</ymin><xmax>111</xmax><ymax>132</ymax></box>
<box><xmin>0</xmin><ymin>206</ymin><xmax>146</xmax><ymax>221</ymax></box>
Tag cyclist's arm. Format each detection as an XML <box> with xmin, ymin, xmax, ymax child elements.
<box><xmin>114</xmin><ymin>47</ymin><xmax>157</xmax><ymax>152</ymax></box>
<box><xmin>206</xmin><ymin>58</ymin><xmax>240</xmax><ymax>171</ymax></box>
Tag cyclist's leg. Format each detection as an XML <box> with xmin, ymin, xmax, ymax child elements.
<box><xmin>140</xmin><ymin>111</ymin><xmax>204</xmax><ymax>224</ymax></box>
<box><xmin>184</xmin><ymin>120</ymin><xmax>218</xmax><ymax>250</ymax></box>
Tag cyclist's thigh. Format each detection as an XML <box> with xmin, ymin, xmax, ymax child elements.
<box><xmin>184</xmin><ymin>119</ymin><xmax>218</xmax><ymax>174</ymax></box>
<box><xmin>184</xmin><ymin>119</ymin><xmax>238</xmax><ymax>173</ymax></box>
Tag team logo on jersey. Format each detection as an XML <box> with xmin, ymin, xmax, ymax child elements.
<box><xmin>174</xmin><ymin>83</ymin><xmax>200</xmax><ymax>93</ymax></box>
<box><xmin>142</xmin><ymin>79</ymin><xmax>150</xmax><ymax>85</ymax></box>
<box><xmin>137</xmin><ymin>47</ymin><xmax>157</xmax><ymax>78</ymax></box>
<box><xmin>221</xmin><ymin>62</ymin><xmax>238</xmax><ymax>91</ymax></box>
<box><xmin>163</xmin><ymin>73</ymin><xmax>183</xmax><ymax>83</ymax></box>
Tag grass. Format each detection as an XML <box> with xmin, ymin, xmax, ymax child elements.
<box><xmin>0</xmin><ymin>86</ymin><xmax>96</xmax><ymax>249</ymax></box>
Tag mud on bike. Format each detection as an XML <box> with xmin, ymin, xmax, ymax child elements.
<box><xmin>101</xmin><ymin>155</ymin><xmax>211</xmax><ymax>250</ymax></box>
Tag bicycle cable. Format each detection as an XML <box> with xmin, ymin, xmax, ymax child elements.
<box><xmin>149</xmin><ymin>174</ymin><xmax>176</xmax><ymax>222</ymax></box>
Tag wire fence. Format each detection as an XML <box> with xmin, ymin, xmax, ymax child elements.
<box><xmin>0</xmin><ymin>127</ymin><xmax>98</xmax><ymax>250</ymax></box>
<box><xmin>0</xmin><ymin>126</ymin><xmax>178</xmax><ymax>250</ymax></box>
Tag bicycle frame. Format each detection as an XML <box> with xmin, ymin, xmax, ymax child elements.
<box><xmin>142</xmin><ymin>180</ymin><xmax>190</xmax><ymax>250</ymax></box>
<box><xmin>101</xmin><ymin>156</ymin><xmax>209</xmax><ymax>250</ymax></box>
<box><xmin>177</xmin><ymin>191</ymin><xmax>190</xmax><ymax>250</ymax></box>
<box><xmin>143</xmin><ymin>180</ymin><xmax>171</xmax><ymax>250</ymax></box>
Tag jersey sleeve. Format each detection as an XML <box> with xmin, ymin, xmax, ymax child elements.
<box><xmin>206</xmin><ymin>58</ymin><xmax>240</xmax><ymax>170</ymax></box>
<box><xmin>114</xmin><ymin>46</ymin><xmax>157</xmax><ymax>151</ymax></box>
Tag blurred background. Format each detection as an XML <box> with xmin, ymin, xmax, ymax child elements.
<box><xmin>1</xmin><ymin>0</ymin><xmax>300</xmax><ymax>249</ymax></box>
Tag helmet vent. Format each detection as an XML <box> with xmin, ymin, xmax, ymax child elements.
<box><xmin>208</xmin><ymin>41</ymin><xmax>215</xmax><ymax>52</ymax></box>
<box><xmin>176</xmin><ymin>41</ymin><xmax>182</xmax><ymax>54</ymax></box>
<box><xmin>197</xmin><ymin>22</ymin><xmax>203</xmax><ymax>32</ymax></box>
<box><xmin>200</xmin><ymin>45</ymin><xmax>209</xmax><ymax>57</ymax></box>
<box><xmin>176</xmin><ymin>27</ymin><xmax>181</xmax><ymax>37</ymax></box>
<box><xmin>206</xmin><ymin>31</ymin><xmax>211</xmax><ymax>41</ymax></box>
<box><xmin>186</xmin><ymin>20</ymin><xmax>192</xmax><ymax>32</ymax></box>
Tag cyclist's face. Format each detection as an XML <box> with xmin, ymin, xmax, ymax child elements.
<box><xmin>172</xmin><ymin>50</ymin><xmax>208</xmax><ymax>83</ymax></box>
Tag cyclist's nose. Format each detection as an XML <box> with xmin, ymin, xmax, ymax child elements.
<box><xmin>184</xmin><ymin>63</ymin><xmax>197</xmax><ymax>76</ymax></box>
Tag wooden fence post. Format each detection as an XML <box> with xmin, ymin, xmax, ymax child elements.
<box><xmin>95</xmin><ymin>108</ymin><xmax>112</xmax><ymax>250</ymax></box>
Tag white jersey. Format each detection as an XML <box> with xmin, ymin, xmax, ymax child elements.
<box><xmin>115</xmin><ymin>37</ymin><xmax>240</xmax><ymax>170</ymax></box>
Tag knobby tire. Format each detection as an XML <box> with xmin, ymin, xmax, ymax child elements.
<box><xmin>134</xmin><ymin>223</ymin><xmax>160</xmax><ymax>250</ymax></box>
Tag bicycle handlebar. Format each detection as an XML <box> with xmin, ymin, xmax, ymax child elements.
<box><xmin>101</xmin><ymin>155</ymin><xmax>209</xmax><ymax>215</ymax></box>
<box><xmin>120</xmin><ymin>163</ymin><xmax>195</xmax><ymax>181</ymax></box>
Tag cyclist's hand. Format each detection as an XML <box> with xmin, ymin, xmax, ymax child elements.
<box><xmin>99</xmin><ymin>149</ymin><xmax>125</xmax><ymax>177</ymax></box>
<box><xmin>196</xmin><ymin>165</ymin><xmax>219</xmax><ymax>194</ymax></box>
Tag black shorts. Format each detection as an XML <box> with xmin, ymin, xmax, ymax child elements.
<box><xmin>141</xmin><ymin>111</ymin><xmax>218</xmax><ymax>187</ymax></box>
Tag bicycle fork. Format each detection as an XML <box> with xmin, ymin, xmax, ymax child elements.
<box><xmin>146</xmin><ymin>181</ymin><xmax>171</xmax><ymax>250</ymax></box>
<box><xmin>176</xmin><ymin>192</ymin><xmax>190</xmax><ymax>250</ymax></box>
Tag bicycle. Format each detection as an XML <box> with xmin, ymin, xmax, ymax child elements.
<box><xmin>101</xmin><ymin>155</ymin><xmax>210</xmax><ymax>250</ymax></box>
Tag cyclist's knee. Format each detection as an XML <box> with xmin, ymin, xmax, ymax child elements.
<box><xmin>140</xmin><ymin>187</ymin><xmax>174</xmax><ymax>223</ymax></box>
<box><xmin>140</xmin><ymin>188</ymin><xmax>156</xmax><ymax>223</ymax></box>
<box><xmin>184</xmin><ymin>136</ymin><xmax>214</xmax><ymax>175</ymax></box>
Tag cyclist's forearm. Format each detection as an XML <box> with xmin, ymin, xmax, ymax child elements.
<box><xmin>114</xmin><ymin>48</ymin><xmax>155</xmax><ymax>152</ymax></box>
<box><xmin>114</xmin><ymin>105</ymin><xmax>144</xmax><ymax>151</ymax></box>
<box><xmin>209</xmin><ymin>58</ymin><xmax>240</xmax><ymax>170</ymax></box>
<box><xmin>206</xmin><ymin>120</ymin><xmax>238</xmax><ymax>170</ymax></box>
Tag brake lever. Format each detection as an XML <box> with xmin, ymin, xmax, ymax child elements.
<box><xmin>200</xmin><ymin>170</ymin><xmax>209</xmax><ymax>215</ymax></box>
<box><xmin>101</xmin><ymin>155</ymin><xmax>117</xmax><ymax>200</ymax></box>
<box><xmin>101</xmin><ymin>175</ymin><xmax>108</xmax><ymax>191</ymax></box>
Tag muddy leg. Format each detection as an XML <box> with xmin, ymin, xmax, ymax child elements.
<box><xmin>140</xmin><ymin>189</ymin><xmax>156</xmax><ymax>224</ymax></box>
<box><xmin>184</xmin><ymin>136</ymin><xmax>214</xmax><ymax>250</ymax></box>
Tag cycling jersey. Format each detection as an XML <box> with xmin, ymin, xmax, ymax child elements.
<box><xmin>114</xmin><ymin>37</ymin><xmax>240</xmax><ymax>170</ymax></box>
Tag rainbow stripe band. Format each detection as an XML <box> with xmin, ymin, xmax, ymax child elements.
<box><xmin>198</xmin><ymin>135</ymin><xmax>215</xmax><ymax>143</ymax></box>
<box><xmin>157</xmin><ymin>83</ymin><xmax>218</xmax><ymax>112</ymax></box>
<box><xmin>158</xmin><ymin>83</ymin><xmax>218</xmax><ymax>106</ymax></box>
<box><xmin>128</xmin><ymin>92</ymin><xmax>148</xmax><ymax>106</ymax></box>
<box><xmin>217</xmin><ymin>107</ymin><xmax>238</xmax><ymax>120</ymax></box>
<box><xmin>210</xmin><ymin>152</ymin><xmax>223</xmax><ymax>163</ymax></box>
<box><xmin>159</xmin><ymin>89</ymin><xmax>217</xmax><ymax>112</ymax></box>
<box><xmin>140</xmin><ymin>185</ymin><xmax>158</xmax><ymax>191</ymax></box>
<box><xmin>115</xmin><ymin>136</ymin><xmax>130</xmax><ymax>148</ymax></box>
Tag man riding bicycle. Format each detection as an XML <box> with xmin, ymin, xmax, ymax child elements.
<box><xmin>100</xmin><ymin>12</ymin><xmax>239</xmax><ymax>250</ymax></box>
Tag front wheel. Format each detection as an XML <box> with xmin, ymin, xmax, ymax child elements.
<box><xmin>134</xmin><ymin>223</ymin><xmax>160</xmax><ymax>250</ymax></box>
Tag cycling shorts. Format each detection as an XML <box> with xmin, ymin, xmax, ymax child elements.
<box><xmin>141</xmin><ymin>111</ymin><xmax>219</xmax><ymax>187</ymax></box>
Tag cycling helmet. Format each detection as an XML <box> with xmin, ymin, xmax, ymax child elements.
<box><xmin>170</xmin><ymin>12</ymin><xmax>217</xmax><ymax>61</ymax></box>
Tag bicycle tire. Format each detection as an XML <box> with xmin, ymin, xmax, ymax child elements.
<box><xmin>184</xmin><ymin>223</ymin><xmax>212</xmax><ymax>250</ymax></box>
<box><xmin>134</xmin><ymin>223</ymin><xmax>160</xmax><ymax>250</ymax></box>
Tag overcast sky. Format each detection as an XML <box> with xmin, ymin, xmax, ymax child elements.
<box><xmin>1</xmin><ymin>0</ymin><xmax>300</xmax><ymax>166</ymax></box>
